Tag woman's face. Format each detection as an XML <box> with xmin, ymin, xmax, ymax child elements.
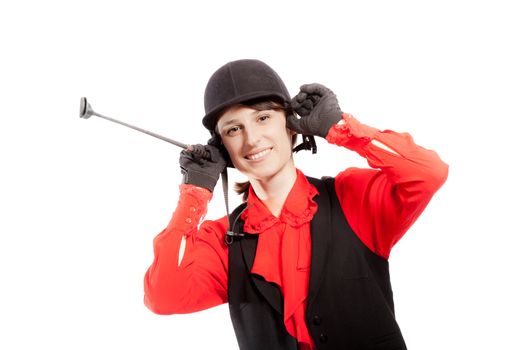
<box><xmin>216</xmin><ymin>105</ymin><xmax>295</xmax><ymax>182</ymax></box>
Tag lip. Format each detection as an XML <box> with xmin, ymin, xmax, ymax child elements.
<box><xmin>244</xmin><ymin>147</ymin><xmax>273</xmax><ymax>162</ymax></box>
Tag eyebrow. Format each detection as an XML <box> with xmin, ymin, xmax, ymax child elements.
<box><xmin>217</xmin><ymin>118</ymin><xmax>241</xmax><ymax>134</ymax></box>
<box><xmin>218</xmin><ymin>109</ymin><xmax>273</xmax><ymax>132</ymax></box>
<box><xmin>220</xmin><ymin>118</ymin><xmax>241</xmax><ymax>128</ymax></box>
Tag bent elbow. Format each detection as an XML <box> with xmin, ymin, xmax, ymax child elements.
<box><xmin>429</xmin><ymin>160</ymin><xmax>449</xmax><ymax>193</ymax></box>
<box><xmin>143</xmin><ymin>272</ymin><xmax>206</xmax><ymax>315</ymax></box>
<box><xmin>144</xmin><ymin>294</ymin><xmax>168</xmax><ymax>315</ymax></box>
<box><xmin>144</xmin><ymin>292</ymin><xmax>178</xmax><ymax>315</ymax></box>
<box><xmin>143</xmin><ymin>286</ymin><xmax>191</xmax><ymax>315</ymax></box>
<box><xmin>402</xmin><ymin>161</ymin><xmax>449</xmax><ymax>204</ymax></box>
<box><xmin>144</xmin><ymin>276</ymin><xmax>171</xmax><ymax>315</ymax></box>
<box><xmin>143</xmin><ymin>273</ymin><xmax>185</xmax><ymax>315</ymax></box>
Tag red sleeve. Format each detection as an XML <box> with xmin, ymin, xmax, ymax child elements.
<box><xmin>144</xmin><ymin>184</ymin><xmax>229</xmax><ymax>314</ymax></box>
<box><xmin>327</xmin><ymin>114</ymin><xmax>449</xmax><ymax>259</ymax></box>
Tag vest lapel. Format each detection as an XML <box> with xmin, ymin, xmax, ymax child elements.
<box><xmin>307</xmin><ymin>177</ymin><xmax>332</xmax><ymax>309</ymax></box>
<box><xmin>239</xmin><ymin>234</ymin><xmax>284</xmax><ymax>315</ymax></box>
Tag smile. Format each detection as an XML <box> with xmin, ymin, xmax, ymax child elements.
<box><xmin>245</xmin><ymin>148</ymin><xmax>272</xmax><ymax>161</ymax></box>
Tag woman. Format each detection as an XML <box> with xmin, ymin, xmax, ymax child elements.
<box><xmin>144</xmin><ymin>59</ymin><xmax>448</xmax><ymax>349</ymax></box>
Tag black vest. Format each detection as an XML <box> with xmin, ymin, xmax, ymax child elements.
<box><xmin>227</xmin><ymin>176</ymin><xmax>407</xmax><ymax>350</ymax></box>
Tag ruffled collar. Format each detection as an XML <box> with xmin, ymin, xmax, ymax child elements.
<box><xmin>241</xmin><ymin>169</ymin><xmax>319</xmax><ymax>233</ymax></box>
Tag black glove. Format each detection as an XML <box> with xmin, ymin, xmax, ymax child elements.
<box><xmin>179</xmin><ymin>143</ymin><xmax>227</xmax><ymax>192</ymax></box>
<box><xmin>287</xmin><ymin>83</ymin><xmax>343</xmax><ymax>138</ymax></box>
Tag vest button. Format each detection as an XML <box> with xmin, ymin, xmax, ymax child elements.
<box><xmin>319</xmin><ymin>333</ymin><xmax>328</xmax><ymax>343</ymax></box>
<box><xmin>313</xmin><ymin>315</ymin><xmax>322</xmax><ymax>325</ymax></box>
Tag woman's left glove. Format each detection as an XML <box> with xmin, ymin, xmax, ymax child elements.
<box><xmin>287</xmin><ymin>83</ymin><xmax>343</xmax><ymax>138</ymax></box>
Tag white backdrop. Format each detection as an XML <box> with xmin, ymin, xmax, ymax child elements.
<box><xmin>1</xmin><ymin>0</ymin><xmax>524</xmax><ymax>349</ymax></box>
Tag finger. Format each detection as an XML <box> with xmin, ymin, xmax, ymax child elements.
<box><xmin>296</xmin><ymin>105</ymin><xmax>312</xmax><ymax>117</ymax></box>
<box><xmin>292</xmin><ymin>100</ymin><xmax>313</xmax><ymax>117</ymax></box>
<box><xmin>190</xmin><ymin>144</ymin><xmax>206</xmax><ymax>157</ymax></box>
<box><xmin>292</xmin><ymin>91</ymin><xmax>308</xmax><ymax>104</ymax></box>
<box><xmin>180</xmin><ymin>149</ymin><xmax>194</xmax><ymax>160</ymax></box>
<box><xmin>308</xmin><ymin>95</ymin><xmax>321</xmax><ymax>105</ymax></box>
<box><xmin>291</xmin><ymin>96</ymin><xmax>302</xmax><ymax>110</ymax></box>
<box><xmin>292</xmin><ymin>96</ymin><xmax>313</xmax><ymax>111</ymax></box>
<box><xmin>304</xmin><ymin>99</ymin><xmax>314</xmax><ymax>110</ymax></box>
<box><xmin>180</xmin><ymin>151</ymin><xmax>204</xmax><ymax>167</ymax></box>
<box><xmin>205</xmin><ymin>145</ymin><xmax>224</xmax><ymax>163</ymax></box>
<box><xmin>300</xmin><ymin>83</ymin><xmax>330</xmax><ymax>96</ymax></box>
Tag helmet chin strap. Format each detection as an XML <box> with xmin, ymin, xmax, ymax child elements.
<box><xmin>293</xmin><ymin>134</ymin><xmax>317</xmax><ymax>154</ymax></box>
<box><xmin>283</xmin><ymin>102</ymin><xmax>317</xmax><ymax>155</ymax></box>
<box><xmin>222</xmin><ymin>168</ymin><xmax>252</xmax><ymax>245</ymax></box>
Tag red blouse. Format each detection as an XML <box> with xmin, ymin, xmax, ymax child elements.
<box><xmin>144</xmin><ymin>114</ymin><xmax>449</xmax><ymax>349</ymax></box>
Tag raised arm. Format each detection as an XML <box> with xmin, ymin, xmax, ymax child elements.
<box><xmin>327</xmin><ymin>114</ymin><xmax>448</xmax><ymax>259</ymax></box>
<box><xmin>287</xmin><ymin>83</ymin><xmax>448</xmax><ymax>259</ymax></box>
<box><xmin>144</xmin><ymin>145</ymin><xmax>229</xmax><ymax>314</ymax></box>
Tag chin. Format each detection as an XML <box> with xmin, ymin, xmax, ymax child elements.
<box><xmin>236</xmin><ymin>159</ymin><xmax>294</xmax><ymax>182</ymax></box>
<box><xmin>235</xmin><ymin>164</ymin><xmax>276</xmax><ymax>180</ymax></box>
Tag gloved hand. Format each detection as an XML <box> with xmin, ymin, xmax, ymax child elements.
<box><xmin>179</xmin><ymin>143</ymin><xmax>227</xmax><ymax>192</ymax></box>
<box><xmin>287</xmin><ymin>83</ymin><xmax>343</xmax><ymax>138</ymax></box>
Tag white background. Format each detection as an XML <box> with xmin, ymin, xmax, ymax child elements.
<box><xmin>1</xmin><ymin>0</ymin><xmax>524</xmax><ymax>349</ymax></box>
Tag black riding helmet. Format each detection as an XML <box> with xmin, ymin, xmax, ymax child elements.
<box><xmin>203</xmin><ymin>59</ymin><xmax>290</xmax><ymax>130</ymax></box>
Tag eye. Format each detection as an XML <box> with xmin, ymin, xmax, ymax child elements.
<box><xmin>226</xmin><ymin>125</ymin><xmax>241</xmax><ymax>136</ymax></box>
<box><xmin>258</xmin><ymin>114</ymin><xmax>271</xmax><ymax>122</ymax></box>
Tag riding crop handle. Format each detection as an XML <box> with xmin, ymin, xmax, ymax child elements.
<box><xmin>79</xmin><ymin>97</ymin><xmax>211</xmax><ymax>159</ymax></box>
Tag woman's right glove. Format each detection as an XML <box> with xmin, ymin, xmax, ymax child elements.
<box><xmin>179</xmin><ymin>143</ymin><xmax>227</xmax><ymax>192</ymax></box>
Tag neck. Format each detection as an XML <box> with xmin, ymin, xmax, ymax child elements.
<box><xmin>249</xmin><ymin>161</ymin><xmax>297</xmax><ymax>217</ymax></box>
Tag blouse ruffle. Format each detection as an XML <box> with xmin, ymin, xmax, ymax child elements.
<box><xmin>240</xmin><ymin>169</ymin><xmax>319</xmax><ymax>349</ymax></box>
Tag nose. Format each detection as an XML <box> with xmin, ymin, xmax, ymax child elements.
<box><xmin>244</xmin><ymin>123</ymin><xmax>262</xmax><ymax>147</ymax></box>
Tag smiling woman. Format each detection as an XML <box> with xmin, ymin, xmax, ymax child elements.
<box><xmin>143</xmin><ymin>59</ymin><xmax>448</xmax><ymax>350</ymax></box>
<box><xmin>217</xmin><ymin>103</ymin><xmax>296</xmax><ymax>209</ymax></box>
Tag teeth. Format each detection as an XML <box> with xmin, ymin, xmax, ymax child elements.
<box><xmin>246</xmin><ymin>148</ymin><xmax>271</xmax><ymax>160</ymax></box>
